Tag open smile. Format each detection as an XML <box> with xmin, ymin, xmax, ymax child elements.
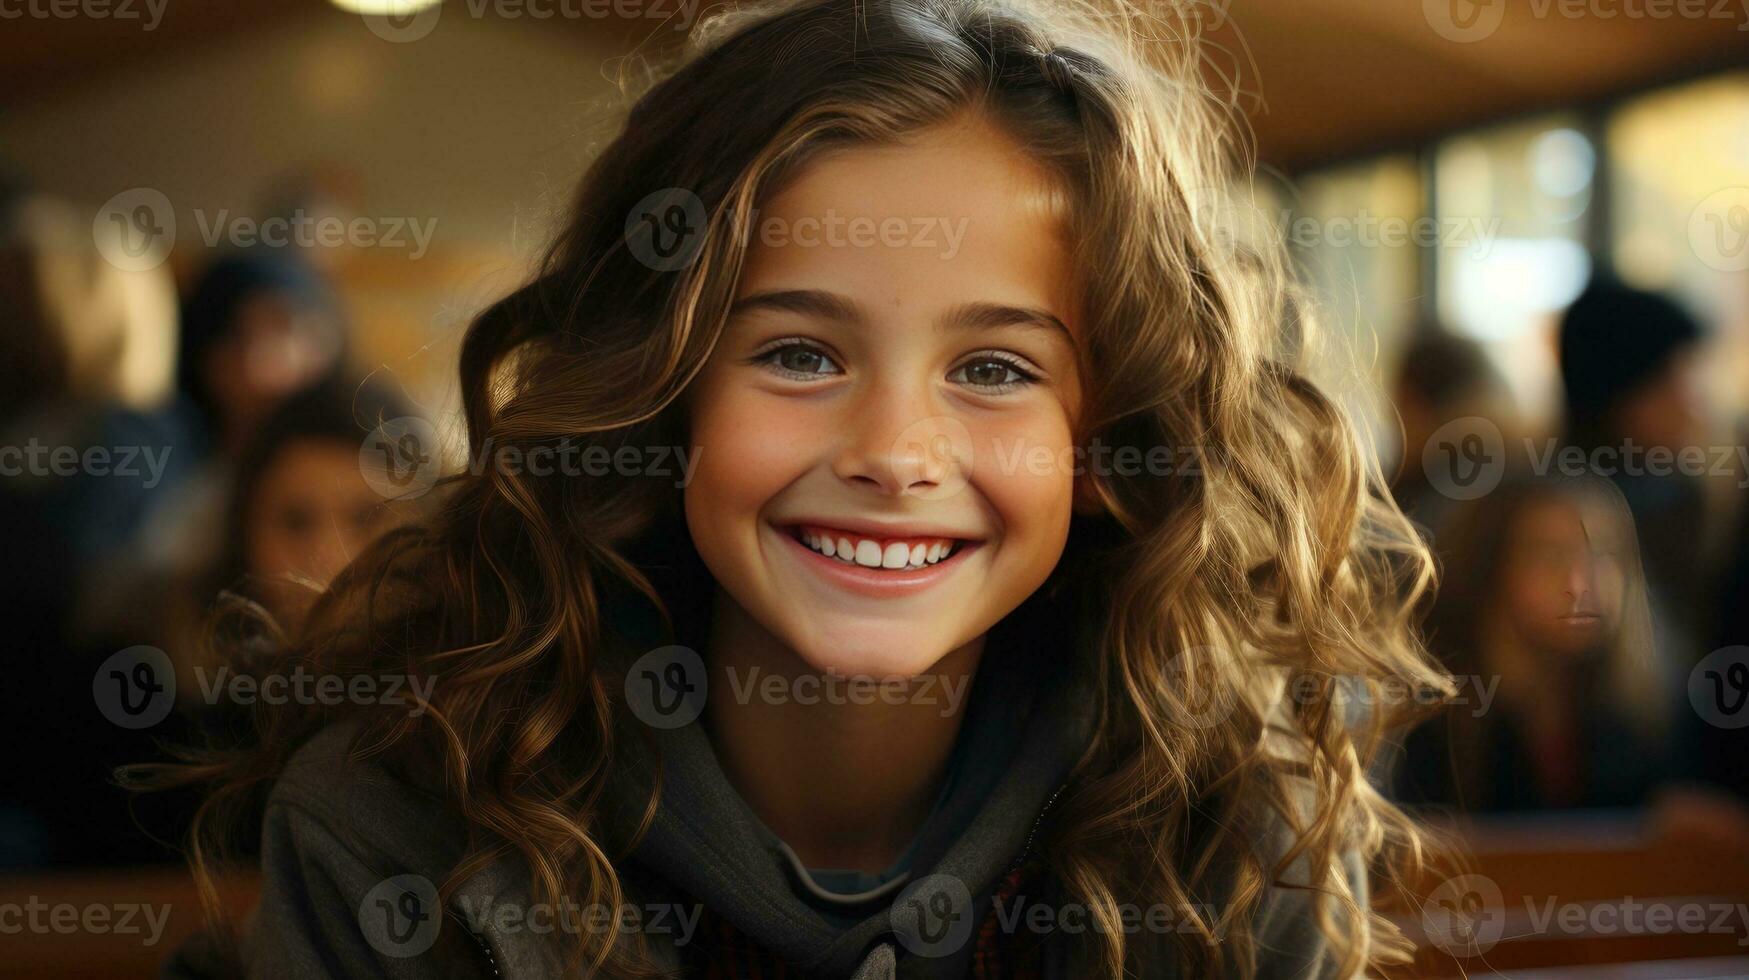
<box><xmin>770</xmin><ymin>521</ymin><xmax>982</xmax><ymax>596</ymax></box>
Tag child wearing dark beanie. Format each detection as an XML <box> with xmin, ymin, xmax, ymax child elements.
<box><xmin>1557</xmin><ymin>275</ymin><xmax>1711</xmax><ymax>727</ymax></box>
<box><xmin>1558</xmin><ymin>276</ymin><xmax>1704</xmax><ymax>452</ymax></box>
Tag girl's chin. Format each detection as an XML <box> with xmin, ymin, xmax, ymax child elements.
<box><xmin>777</xmin><ymin>622</ymin><xmax>970</xmax><ymax>682</ymax></box>
<box><xmin>787</xmin><ymin>646</ymin><xmax>955</xmax><ymax>683</ymax></box>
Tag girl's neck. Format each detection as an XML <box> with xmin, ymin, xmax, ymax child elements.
<box><xmin>702</xmin><ymin>589</ymin><xmax>984</xmax><ymax>874</ymax></box>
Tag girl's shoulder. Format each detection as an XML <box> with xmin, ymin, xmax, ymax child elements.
<box><xmin>269</xmin><ymin>716</ymin><xmax>474</xmax><ymax>884</ymax></box>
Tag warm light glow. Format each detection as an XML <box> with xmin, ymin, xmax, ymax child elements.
<box><xmin>328</xmin><ymin>0</ymin><xmax>441</xmax><ymax>14</ymax></box>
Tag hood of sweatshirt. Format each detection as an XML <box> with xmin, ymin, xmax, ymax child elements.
<box><xmin>595</xmin><ymin>594</ymin><xmax>1097</xmax><ymax>980</ymax></box>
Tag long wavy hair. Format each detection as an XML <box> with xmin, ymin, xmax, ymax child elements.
<box><xmin>135</xmin><ymin>0</ymin><xmax>1454</xmax><ymax>975</ymax></box>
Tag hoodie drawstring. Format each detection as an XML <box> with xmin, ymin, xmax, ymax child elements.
<box><xmin>849</xmin><ymin>940</ymin><xmax>898</xmax><ymax>980</ymax></box>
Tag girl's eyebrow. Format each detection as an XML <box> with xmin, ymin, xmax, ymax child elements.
<box><xmin>729</xmin><ymin>288</ymin><xmax>1072</xmax><ymax>343</ymax></box>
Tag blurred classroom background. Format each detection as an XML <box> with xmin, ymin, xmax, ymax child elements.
<box><xmin>1</xmin><ymin>0</ymin><xmax>1748</xmax><ymax>976</ymax></box>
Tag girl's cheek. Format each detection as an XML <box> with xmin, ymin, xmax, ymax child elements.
<box><xmin>692</xmin><ymin>387</ymin><xmax>822</xmax><ymax>507</ymax></box>
<box><xmin>968</xmin><ymin>410</ymin><xmax>1077</xmax><ymax>544</ymax></box>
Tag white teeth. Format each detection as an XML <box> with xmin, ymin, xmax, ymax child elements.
<box><xmin>854</xmin><ymin>539</ymin><xmax>883</xmax><ymax>567</ymax></box>
<box><xmin>881</xmin><ymin>541</ymin><xmax>910</xmax><ymax>569</ymax></box>
<box><xmin>796</xmin><ymin>528</ymin><xmax>961</xmax><ymax>570</ymax></box>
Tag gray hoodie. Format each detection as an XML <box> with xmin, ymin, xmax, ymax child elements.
<box><xmin>163</xmin><ymin>643</ymin><xmax>1363</xmax><ymax>979</ymax></box>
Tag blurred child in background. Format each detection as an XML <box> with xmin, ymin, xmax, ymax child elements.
<box><xmin>1559</xmin><ymin>277</ymin><xmax>1718</xmax><ymax>675</ymax></box>
<box><xmin>140</xmin><ymin>251</ymin><xmax>350</xmax><ymax>578</ymax></box>
<box><xmin>1388</xmin><ymin>323</ymin><xmax>1518</xmax><ymax>541</ymax></box>
<box><xmin>171</xmin><ymin>377</ymin><xmax>424</xmax><ymax>738</ymax></box>
<box><xmin>1398</xmin><ymin>472</ymin><xmax>1671</xmax><ymax>811</ymax></box>
<box><xmin>203</xmin><ymin>378</ymin><xmax>416</xmax><ymax>638</ymax></box>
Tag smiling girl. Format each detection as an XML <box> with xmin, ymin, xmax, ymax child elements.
<box><xmin>149</xmin><ymin>0</ymin><xmax>1450</xmax><ymax>976</ymax></box>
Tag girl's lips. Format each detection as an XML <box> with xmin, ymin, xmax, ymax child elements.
<box><xmin>770</xmin><ymin>523</ymin><xmax>980</xmax><ymax>597</ymax></box>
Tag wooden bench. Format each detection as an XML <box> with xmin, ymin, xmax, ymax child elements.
<box><xmin>0</xmin><ymin>865</ymin><xmax>258</xmax><ymax>980</ymax></box>
<box><xmin>1389</xmin><ymin>810</ymin><xmax>1749</xmax><ymax>977</ymax></box>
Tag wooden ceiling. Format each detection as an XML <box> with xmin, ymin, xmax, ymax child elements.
<box><xmin>3</xmin><ymin>0</ymin><xmax>1746</xmax><ymax>169</ymax></box>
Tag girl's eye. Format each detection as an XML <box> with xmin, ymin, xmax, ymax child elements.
<box><xmin>950</xmin><ymin>354</ymin><xmax>1038</xmax><ymax>392</ymax></box>
<box><xmin>755</xmin><ymin>341</ymin><xmax>843</xmax><ymax>379</ymax></box>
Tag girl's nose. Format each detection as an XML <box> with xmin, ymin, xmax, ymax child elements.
<box><xmin>830</xmin><ymin>383</ymin><xmax>969</xmax><ymax>499</ymax></box>
<box><xmin>1565</xmin><ymin>554</ymin><xmax>1597</xmax><ymax>602</ymax></box>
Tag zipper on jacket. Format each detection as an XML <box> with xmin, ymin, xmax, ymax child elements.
<box><xmin>468</xmin><ymin>926</ymin><xmax>503</xmax><ymax>979</ymax></box>
<box><xmin>1003</xmin><ymin>782</ymin><xmax>1067</xmax><ymax>877</ymax></box>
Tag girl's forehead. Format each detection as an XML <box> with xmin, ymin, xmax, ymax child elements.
<box><xmin>762</xmin><ymin>116</ymin><xmax>1073</xmax><ymax>234</ymax></box>
<box><xmin>738</xmin><ymin>124</ymin><xmax>1081</xmax><ymax>336</ymax></box>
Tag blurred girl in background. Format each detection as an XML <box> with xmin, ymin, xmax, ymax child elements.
<box><xmin>172</xmin><ymin>378</ymin><xmax>423</xmax><ymax>738</ymax></box>
<box><xmin>203</xmin><ymin>378</ymin><xmax>414</xmax><ymax>635</ymax></box>
<box><xmin>1399</xmin><ymin>472</ymin><xmax>1670</xmax><ymax>811</ymax></box>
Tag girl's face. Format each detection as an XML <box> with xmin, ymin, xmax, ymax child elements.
<box><xmin>246</xmin><ymin>437</ymin><xmax>394</xmax><ymax>619</ymax></box>
<box><xmin>1497</xmin><ymin>496</ymin><xmax>1626</xmax><ymax>661</ymax></box>
<box><xmin>685</xmin><ymin>114</ymin><xmax>1085</xmax><ymax>678</ymax></box>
